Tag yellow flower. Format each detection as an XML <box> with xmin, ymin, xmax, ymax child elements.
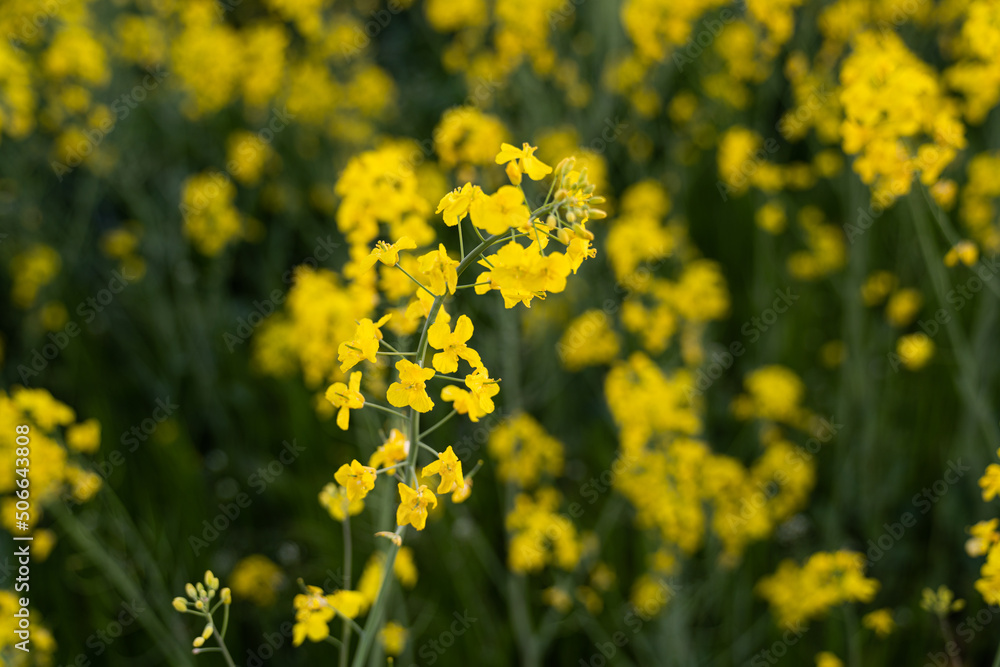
<box><xmin>976</xmin><ymin>543</ymin><xmax>1000</xmax><ymax>605</ymax></box>
<box><xmin>396</xmin><ymin>483</ymin><xmax>438</xmax><ymax>530</ymax></box>
<box><xmin>861</xmin><ymin>271</ymin><xmax>898</xmax><ymax>306</ymax></box>
<box><xmin>495</xmin><ymin>142</ymin><xmax>553</xmax><ymax>182</ymax></box>
<box><xmin>465</xmin><ymin>366</ymin><xmax>500</xmax><ymax>414</ymax></box>
<box><xmin>945</xmin><ymin>240</ymin><xmax>979</xmax><ymax>267</ymax></box>
<box><xmin>436</xmin><ymin>183</ymin><xmax>481</xmax><ymax>226</ymax></box>
<box><xmin>440</xmin><ymin>385</ymin><xmax>486</xmax><ymax>422</ymax></box>
<box><xmin>885</xmin><ymin>289</ymin><xmax>922</xmax><ymax>327</ymax></box>
<box><xmin>815</xmin><ymin>652</ymin><xmax>843</xmax><ymax>667</ymax></box>
<box><xmin>861</xmin><ymin>608</ymin><xmax>895</xmax><ymax>637</ymax></box>
<box><xmin>380</xmin><ymin>621</ymin><xmax>408</xmax><ymax>656</ymax></box>
<box><xmin>428</xmin><ymin>314</ymin><xmax>482</xmax><ymax>373</ymax></box>
<box><xmin>66</xmin><ymin>419</ymin><xmax>101</xmax><ymax>453</ymax></box>
<box><xmin>980</xmin><ymin>464</ymin><xmax>1000</xmax><ymax>501</ymax></box>
<box><xmin>418</xmin><ymin>244</ymin><xmax>459</xmax><ymax>295</ymax></box>
<box><xmin>452</xmin><ymin>477</ymin><xmax>473</xmax><ymax>503</ymax></box>
<box><xmin>755</xmin><ymin>202</ymin><xmax>786</xmax><ymax>234</ymax></box>
<box><xmin>475</xmin><ymin>241</ymin><xmax>571</xmax><ymax>308</ymax></box>
<box><xmin>543</xmin><ymin>587</ymin><xmax>573</xmax><ymax>613</ymax></box>
<box><xmin>421</xmin><ymin>445</ymin><xmax>464</xmax><ymax>494</ymax></box>
<box><xmin>387</xmin><ymin>360</ymin><xmax>436</xmax><ymax>413</ymax></box>
<box><xmin>369</xmin><ymin>428</ymin><xmax>410</xmax><ymax>470</ymax></box>
<box><xmin>920</xmin><ymin>585</ymin><xmax>965</xmax><ymax>616</ymax></box>
<box><xmin>394</xmin><ymin>547</ymin><xmax>419</xmax><ymax>587</ymax></box>
<box><xmin>229</xmin><ymin>555</ymin><xmax>284</xmax><ymax>607</ymax></box>
<box><xmin>325</xmin><ymin>372</ymin><xmax>365</xmax><ymax>430</ymax></box>
<box><xmin>292</xmin><ymin>587</ymin><xmax>365</xmax><ymax>646</ymax></box>
<box><xmin>470</xmin><ymin>185</ymin><xmax>530</xmax><ymax>235</ymax></box>
<box><xmin>360</xmin><ymin>237</ymin><xmax>417</xmax><ymax>271</ymax></box>
<box><xmin>967</xmin><ymin>519</ymin><xmax>1000</xmax><ymax>557</ymax></box>
<box><xmin>896</xmin><ymin>333</ymin><xmax>934</xmax><ymax>371</ymax></box>
<box><xmin>319</xmin><ymin>483</ymin><xmax>365</xmax><ymax>521</ymax></box>
<box><xmin>334</xmin><ymin>459</ymin><xmax>377</xmax><ymax>502</ymax></box>
<box><xmin>337</xmin><ymin>314</ymin><xmax>392</xmax><ymax>372</ymax></box>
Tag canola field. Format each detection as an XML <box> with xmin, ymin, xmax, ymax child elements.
<box><xmin>2</xmin><ymin>0</ymin><xmax>1000</xmax><ymax>665</ymax></box>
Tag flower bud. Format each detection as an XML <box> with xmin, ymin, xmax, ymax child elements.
<box><xmin>172</xmin><ymin>597</ymin><xmax>188</xmax><ymax>612</ymax></box>
<box><xmin>505</xmin><ymin>161</ymin><xmax>522</xmax><ymax>185</ymax></box>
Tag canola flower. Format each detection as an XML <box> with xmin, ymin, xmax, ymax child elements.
<box><xmin>283</xmin><ymin>143</ymin><xmax>605</xmax><ymax>665</ymax></box>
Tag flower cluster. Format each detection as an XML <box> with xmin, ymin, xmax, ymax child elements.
<box><xmin>756</xmin><ymin>550</ymin><xmax>881</xmax><ymax>628</ymax></box>
<box><xmin>172</xmin><ymin>570</ymin><xmax>234</xmax><ymax>657</ymax></box>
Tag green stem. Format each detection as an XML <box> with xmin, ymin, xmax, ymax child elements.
<box><xmin>378</xmin><ymin>338</ymin><xmax>407</xmax><ymax>354</ymax></box>
<box><xmin>419</xmin><ymin>409</ymin><xmax>457</xmax><ymax>439</ymax></box>
<box><xmin>364</xmin><ymin>403</ymin><xmax>409</xmax><ymax>420</ymax></box>
<box><xmin>431</xmin><ymin>374</ymin><xmax>466</xmax><ymax>383</ymax></box>
<box><xmin>211</xmin><ymin>626</ymin><xmax>237</xmax><ymax>667</ymax></box>
<box><xmin>395</xmin><ymin>264</ymin><xmax>438</xmax><ymax>298</ymax></box>
<box><xmin>339</xmin><ymin>512</ymin><xmax>353</xmax><ymax>667</ymax></box>
<box><xmin>220</xmin><ymin>602</ymin><xmax>230</xmax><ymax>639</ymax></box>
<box><xmin>417</xmin><ymin>441</ymin><xmax>439</xmax><ymax>457</ymax></box>
<box><xmin>909</xmin><ymin>194</ymin><xmax>1000</xmax><ymax>449</ymax></box>
<box><xmin>918</xmin><ymin>184</ymin><xmax>1000</xmax><ymax>298</ymax></box>
<box><xmin>351</xmin><ymin>231</ymin><xmax>514</xmax><ymax>667</ymax></box>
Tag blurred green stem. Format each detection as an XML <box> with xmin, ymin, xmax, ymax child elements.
<box><xmin>340</xmin><ymin>512</ymin><xmax>353</xmax><ymax>667</ymax></box>
<box><xmin>909</xmin><ymin>194</ymin><xmax>1000</xmax><ymax>448</ymax></box>
<box><xmin>49</xmin><ymin>501</ymin><xmax>192</xmax><ymax>666</ymax></box>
